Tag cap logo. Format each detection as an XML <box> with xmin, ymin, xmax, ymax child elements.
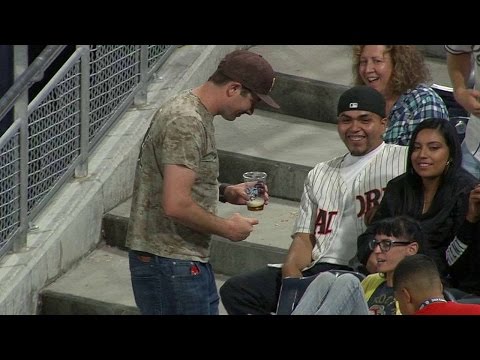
<box><xmin>269</xmin><ymin>77</ymin><xmax>276</xmax><ymax>93</ymax></box>
<box><xmin>337</xmin><ymin>86</ymin><xmax>385</xmax><ymax>117</ymax></box>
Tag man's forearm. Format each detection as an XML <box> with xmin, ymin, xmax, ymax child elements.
<box><xmin>447</xmin><ymin>53</ymin><xmax>472</xmax><ymax>91</ymax></box>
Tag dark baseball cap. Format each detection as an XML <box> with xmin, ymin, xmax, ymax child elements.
<box><xmin>217</xmin><ymin>50</ymin><xmax>280</xmax><ymax>109</ymax></box>
<box><xmin>337</xmin><ymin>85</ymin><xmax>385</xmax><ymax>118</ymax></box>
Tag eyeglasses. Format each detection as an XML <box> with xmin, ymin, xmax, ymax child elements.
<box><xmin>368</xmin><ymin>239</ymin><xmax>413</xmax><ymax>253</ymax></box>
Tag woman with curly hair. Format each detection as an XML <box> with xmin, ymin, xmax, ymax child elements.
<box><xmin>352</xmin><ymin>45</ymin><xmax>449</xmax><ymax>145</ymax></box>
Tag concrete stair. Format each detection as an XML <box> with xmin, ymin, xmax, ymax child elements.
<box><xmin>39</xmin><ymin>45</ymin><xmax>450</xmax><ymax>315</ymax></box>
<box><xmin>40</xmin><ymin>245</ymin><xmax>232</xmax><ymax>315</ymax></box>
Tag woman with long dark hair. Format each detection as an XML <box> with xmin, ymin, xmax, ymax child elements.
<box><xmin>357</xmin><ymin>118</ymin><xmax>480</xmax><ymax>295</ymax></box>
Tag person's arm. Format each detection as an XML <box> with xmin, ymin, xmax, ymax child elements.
<box><xmin>466</xmin><ymin>184</ymin><xmax>480</xmax><ymax>224</ymax></box>
<box><xmin>446</xmin><ymin>184</ymin><xmax>480</xmax><ymax>267</ymax></box>
<box><xmin>447</xmin><ymin>52</ymin><xmax>480</xmax><ymax>117</ymax></box>
<box><xmin>281</xmin><ymin>232</ymin><xmax>315</xmax><ymax>278</ymax></box>
<box><xmin>162</xmin><ymin>164</ymin><xmax>258</xmax><ymax>242</ymax></box>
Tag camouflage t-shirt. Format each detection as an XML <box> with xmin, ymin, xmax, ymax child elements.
<box><xmin>125</xmin><ymin>90</ymin><xmax>218</xmax><ymax>262</ymax></box>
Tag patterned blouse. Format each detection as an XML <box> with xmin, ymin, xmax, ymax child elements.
<box><xmin>383</xmin><ymin>84</ymin><xmax>449</xmax><ymax>145</ymax></box>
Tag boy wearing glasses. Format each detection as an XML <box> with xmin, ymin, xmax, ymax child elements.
<box><xmin>292</xmin><ymin>216</ymin><xmax>422</xmax><ymax>315</ymax></box>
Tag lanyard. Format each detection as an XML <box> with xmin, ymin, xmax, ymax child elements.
<box><xmin>419</xmin><ymin>297</ymin><xmax>447</xmax><ymax>310</ymax></box>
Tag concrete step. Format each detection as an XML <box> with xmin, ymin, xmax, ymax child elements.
<box><xmin>40</xmin><ymin>245</ymin><xmax>230</xmax><ymax>315</ymax></box>
<box><xmin>256</xmin><ymin>72</ymin><xmax>348</xmax><ymax>124</ymax></box>
<box><xmin>251</xmin><ymin>45</ymin><xmax>451</xmax><ymax>87</ymax></box>
<box><xmin>250</xmin><ymin>45</ymin><xmax>450</xmax><ymax>127</ymax></box>
<box><xmin>40</xmin><ymin>246</ymin><xmax>139</xmax><ymax>315</ymax></box>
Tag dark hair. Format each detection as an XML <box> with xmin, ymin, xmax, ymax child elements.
<box><xmin>392</xmin><ymin>254</ymin><xmax>439</xmax><ymax>291</ymax></box>
<box><xmin>369</xmin><ymin>215</ymin><xmax>424</xmax><ymax>252</ymax></box>
<box><xmin>406</xmin><ymin>118</ymin><xmax>462</xmax><ymax>185</ymax></box>
<box><xmin>208</xmin><ymin>70</ymin><xmax>233</xmax><ymax>85</ymax></box>
<box><xmin>208</xmin><ymin>70</ymin><xmax>254</xmax><ymax>97</ymax></box>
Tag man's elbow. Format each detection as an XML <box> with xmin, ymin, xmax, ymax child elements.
<box><xmin>162</xmin><ymin>201</ymin><xmax>183</xmax><ymax>220</ymax></box>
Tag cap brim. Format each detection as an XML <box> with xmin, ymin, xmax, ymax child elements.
<box><xmin>257</xmin><ymin>93</ymin><xmax>280</xmax><ymax>109</ymax></box>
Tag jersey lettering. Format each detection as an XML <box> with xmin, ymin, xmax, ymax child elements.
<box><xmin>356</xmin><ymin>188</ymin><xmax>384</xmax><ymax>217</ymax></box>
<box><xmin>315</xmin><ymin>209</ymin><xmax>338</xmax><ymax>235</ymax></box>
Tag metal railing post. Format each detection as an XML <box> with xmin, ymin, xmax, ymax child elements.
<box><xmin>75</xmin><ymin>45</ymin><xmax>90</xmax><ymax>178</ymax></box>
<box><xmin>13</xmin><ymin>45</ymin><xmax>29</xmax><ymax>251</ymax></box>
<box><xmin>134</xmin><ymin>45</ymin><xmax>148</xmax><ymax>106</ymax></box>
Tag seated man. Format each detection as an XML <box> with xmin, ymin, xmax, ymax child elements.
<box><xmin>220</xmin><ymin>85</ymin><xmax>408</xmax><ymax>314</ymax></box>
<box><xmin>393</xmin><ymin>254</ymin><xmax>480</xmax><ymax>315</ymax></box>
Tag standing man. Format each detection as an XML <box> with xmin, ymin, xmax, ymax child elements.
<box><xmin>445</xmin><ymin>45</ymin><xmax>480</xmax><ymax>179</ymax></box>
<box><xmin>125</xmin><ymin>49</ymin><xmax>279</xmax><ymax>315</ymax></box>
<box><xmin>220</xmin><ymin>85</ymin><xmax>408</xmax><ymax>315</ymax></box>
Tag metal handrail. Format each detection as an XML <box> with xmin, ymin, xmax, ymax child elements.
<box><xmin>0</xmin><ymin>45</ymin><xmax>176</xmax><ymax>259</ymax></box>
<box><xmin>0</xmin><ymin>45</ymin><xmax>66</xmax><ymax>122</ymax></box>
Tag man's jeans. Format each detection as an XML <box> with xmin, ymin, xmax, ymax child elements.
<box><xmin>129</xmin><ymin>250</ymin><xmax>219</xmax><ymax>315</ymax></box>
<box><xmin>292</xmin><ymin>272</ymin><xmax>368</xmax><ymax>315</ymax></box>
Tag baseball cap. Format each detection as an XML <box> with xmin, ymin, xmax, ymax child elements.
<box><xmin>337</xmin><ymin>85</ymin><xmax>385</xmax><ymax>118</ymax></box>
<box><xmin>217</xmin><ymin>50</ymin><xmax>280</xmax><ymax>109</ymax></box>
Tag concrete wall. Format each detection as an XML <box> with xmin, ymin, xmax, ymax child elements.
<box><xmin>0</xmin><ymin>45</ymin><xmax>246</xmax><ymax>314</ymax></box>
<box><xmin>417</xmin><ymin>45</ymin><xmax>446</xmax><ymax>59</ymax></box>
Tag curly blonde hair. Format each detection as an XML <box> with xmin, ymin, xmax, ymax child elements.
<box><xmin>352</xmin><ymin>45</ymin><xmax>432</xmax><ymax>96</ymax></box>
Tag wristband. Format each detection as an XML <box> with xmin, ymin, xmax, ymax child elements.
<box><xmin>219</xmin><ymin>183</ymin><xmax>230</xmax><ymax>203</ymax></box>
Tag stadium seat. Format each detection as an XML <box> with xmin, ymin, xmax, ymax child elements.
<box><xmin>431</xmin><ymin>83</ymin><xmax>470</xmax><ymax>143</ymax></box>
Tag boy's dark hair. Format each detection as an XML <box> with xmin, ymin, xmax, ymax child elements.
<box><xmin>392</xmin><ymin>254</ymin><xmax>439</xmax><ymax>291</ymax></box>
<box><xmin>369</xmin><ymin>215</ymin><xmax>424</xmax><ymax>252</ymax></box>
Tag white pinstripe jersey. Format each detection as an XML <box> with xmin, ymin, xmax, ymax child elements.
<box><xmin>292</xmin><ymin>143</ymin><xmax>408</xmax><ymax>269</ymax></box>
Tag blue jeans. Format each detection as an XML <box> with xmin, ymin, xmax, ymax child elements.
<box><xmin>461</xmin><ymin>141</ymin><xmax>480</xmax><ymax>180</ymax></box>
<box><xmin>128</xmin><ymin>250</ymin><xmax>219</xmax><ymax>315</ymax></box>
<box><xmin>292</xmin><ymin>272</ymin><xmax>368</xmax><ymax>315</ymax></box>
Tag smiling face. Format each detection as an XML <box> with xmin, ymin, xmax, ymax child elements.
<box><xmin>411</xmin><ymin>128</ymin><xmax>450</xmax><ymax>180</ymax></box>
<box><xmin>358</xmin><ymin>45</ymin><xmax>393</xmax><ymax>97</ymax></box>
<box><xmin>337</xmin><ymin>110</ymin><xmax>387</xmax><ymax>156</ymax></box>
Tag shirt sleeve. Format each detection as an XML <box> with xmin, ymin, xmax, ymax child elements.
<box><xmin>161</xmin><ymin>116</ymin><xmax>206</xmax><ymax>172</ymax></box>
<box><xmin>292</xmin><ymin>169</ymin><xmax>317</xmax><ymax>235</ymax></box>
<box><xmin>445</xmin><ymin>45</ymin><xmax>475</xmax><ymax>55</ymax></box>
